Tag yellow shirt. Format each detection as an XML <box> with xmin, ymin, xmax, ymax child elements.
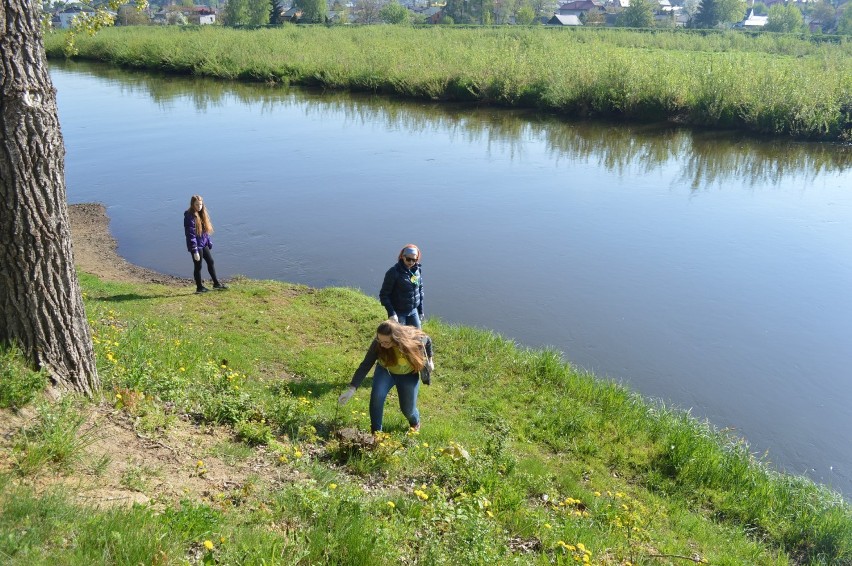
<box><xmin>379</xmin><ymin>346</ymin><xmax>414</xmax><ymax>375</ymax></box>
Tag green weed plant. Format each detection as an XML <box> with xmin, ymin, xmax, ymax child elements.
<box><xmin>0</xmin><ymin>347</ymin><xmax>47</xmax><ymax>410</ymax></box>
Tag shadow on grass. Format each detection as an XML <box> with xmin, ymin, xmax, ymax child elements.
<box><xmin>98</xmin><ymin>293</ymin><xmax>174</xmax><ymax>302</ymax></box>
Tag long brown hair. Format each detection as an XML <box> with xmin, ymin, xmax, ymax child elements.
<box><xmin>375</xmin><ymin>320</ymin><xmax>428</xmax><ymax>371</ymax></box>
<box><xmin>186</xmin><ymin>194</ymin><xmax>214</xmax><ymax>236</ymax></box>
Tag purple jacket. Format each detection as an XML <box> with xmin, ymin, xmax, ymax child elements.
<box><xmin>184</xmin><ymin>210</ymin><xmax>212</xmax><ymax>254</ymax></box>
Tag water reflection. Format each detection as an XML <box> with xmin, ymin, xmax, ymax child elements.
<box><xmin>57</xmin><ymin>60</ymin><xmax>851</xmax><ymax>189</ymax></box>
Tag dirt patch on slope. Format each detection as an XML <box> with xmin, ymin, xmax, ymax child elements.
<box><xmin>0</xmin><ymin>403</ymin><xmax>303</xmax><ymax>509</ymax></box>
<box><xmin>69</xmin><ymin>203</ymin><xmax>189</xmax><ymax>286</ymax></box>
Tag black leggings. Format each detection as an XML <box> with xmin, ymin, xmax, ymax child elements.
<box><xmin>192</xmin><ymin>247</ymin><xmax>220</xmax><ymax>289</ymax></box>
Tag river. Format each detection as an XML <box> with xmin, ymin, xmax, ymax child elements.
<box><xmin>51</xmin><ymin>60</ymin><xmax>852</xmax><ymax>497</ymax></box>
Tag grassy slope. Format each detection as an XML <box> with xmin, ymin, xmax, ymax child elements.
<box><xmin>2</xmin><ymin>274</ymin><xmax>850</xmax><ymax>564</ymax></box>
<box><xmin>44</xmin><ymin>26</ymin><xmax>852</xmax><ymax>141</ymax></box>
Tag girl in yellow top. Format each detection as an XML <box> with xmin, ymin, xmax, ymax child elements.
<box><xmin>338</xmin><ymin>320</ymin><xmax>434</xmax><ymax>433</ymax></box>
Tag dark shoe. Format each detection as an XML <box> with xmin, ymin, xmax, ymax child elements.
<box><xmin>213</xmin><ymin>283</ymin><xmax>228</xmax><ymax>290</ymax></box>
<box><xmin>195</xmin><ymin>286</ymin><xmax>210</xmax><ymax>294</ymax></box>
<box><xmin>410</xmin><ymin>422</ymin><xmax>421</xmax><ymax>432</ymax></box>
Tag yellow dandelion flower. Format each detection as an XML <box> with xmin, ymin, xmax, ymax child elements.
<box><xmin>203</xmin><ymin>540</ymin><xmax>214</xmax><ymax>550</ymax></box>
<box><xmin>197</xmin><ymin>460</ymin><xmax>204</xmax><ymax>467</ymax></box>
<box><xmin>220</xmin><ymin>537</ymin><xmax>226</xmax><ymax>544</ymax></box>
<box><xmin>294</xmin><ymin>450</ymin><xmax>302</xmax><ymax>458</ymax></box>
<box><xmin>329</xmin><ymin>483</ymin><xmax>337</xmax><ymax>490</ymax></box>
<box><xmin>487</xmin><ymin>510</ymin><xmax>494</xmax><ymax>517</ymax></box>
<box><xmin>422</xmin><ymin>442</ymin><xmax>429</xmax><ymax>447</ymax></box>
<box><xmin>180</xmin><ymin>367</ymin><xmax>186</xmax><ymax>372</ymax></box>
<box><xmin>576</xmin><ymin>542</ymin><xmax>587</xmax><ymax>552</ymax></box>
<box><xmin>387</xmin><ymin>501</ymin><xmax>396</xmax><ymax>508</ymax></box>
<box><xmin>544</xmin><ymin>523</ymin><xmax>552</xmax><ymax>529</ymax></box>
<box><xmin>115</xmin><ymin>393</ymin><xmax>122</xmax><ymax>400</ymax></box>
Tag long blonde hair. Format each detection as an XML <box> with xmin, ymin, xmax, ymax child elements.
<box><xmin>375</xmin><ymin>320</ymin><xmax>428</xmax><ymax>371</ymax></box>
<box><xmin>187</xmin><ymin>194</ymin><xmax>214</xmax><ymax>236</ymax></box>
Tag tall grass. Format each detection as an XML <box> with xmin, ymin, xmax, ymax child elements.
<box><xmin>45</xmin><ymin>26</ymin><xmax>852</xmax><ymax>140</ymax></box>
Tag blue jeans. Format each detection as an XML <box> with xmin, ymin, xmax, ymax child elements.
<box><xmin>397</xmin><ymin>310</ymin><xmax>421</xmax><ymax>329</ymax></box>
<box><xmin>369</xmin><ymin>365</ymin><xmax>420</xmax><ymax>432</ymax></box>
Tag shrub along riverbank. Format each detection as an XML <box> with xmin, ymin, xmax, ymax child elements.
<box><xmin>44</xmin><ymin>25</ymin><xmax>852</xmax><ymax>141</ymax></box>
<box><xmin>1</xmin><ymin>273</ymin><xmax>850</xmax><ymax>564</ymax></box>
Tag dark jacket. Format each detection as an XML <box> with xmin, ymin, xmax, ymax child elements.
<box><xmin>349</xmin><ymin>336</ymin><xmax>433</xmax><ymax>388</ymax></box>
<box><xmin>379</xmin><ymin>260</ymin><xmax>423</xmax><ymax>317</ymax></box>
<box><xmin>184</xmin><ymin>210</ymin><xmax>212</xmax><ymax>254</ymax></box>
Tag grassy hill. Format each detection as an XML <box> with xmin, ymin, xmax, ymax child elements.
<box><xmin>1</xmin><ymin>272</ymin><xmax>850</xmax><ymax>564</ymax></box>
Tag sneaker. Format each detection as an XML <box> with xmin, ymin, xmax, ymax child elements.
<box><xmin>411</xmin><ymin>422</ymin><xmax>421</xmax><ymax>432</ymax></box>
<box><xmin>213</xmin><ymin>283</ymin><xmax>229</xmax><ymax>290</ymax></box>
<box><xmin>195</xmin><ymin>286</ymin><xmax>210</xmax><ymax>294</ymax></box>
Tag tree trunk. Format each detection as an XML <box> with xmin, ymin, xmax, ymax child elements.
<box><xmin>0</xmin><ymin>0</ymin><xmax>99</xmax><ymax>395</ymax></box>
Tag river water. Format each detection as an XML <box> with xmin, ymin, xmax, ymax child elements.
<box><xmin>50</xmin><ymin>61</ymin><xmax>852</xmax><ymax>497</ymax></box>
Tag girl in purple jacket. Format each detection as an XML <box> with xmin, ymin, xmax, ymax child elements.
<box><xmin>184</xmin><ymin>194</ymin><xmax>227</xmax><ymax>294</ymax></box>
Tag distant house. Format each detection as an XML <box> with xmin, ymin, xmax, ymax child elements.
<box><xmin>151</xmin><ymin>9</ymin><xmax>166</xmax><ymax>24</ymax></box>
<box><xmin>181</xmin><ymin>6</ymin><xmax>217</xmax><ymax>24</ymax></box>
<box><xmin>279</xmin><ymin>6</ymin><xmax>303</xmax><ymax>22</ymax></box>
<box><xmin>327</xmin><ymin>10</ymin><xmax>356</xmax><ymax>23</ymax></box>
<box><xmin>546</xmin><ymin>13</ymin><xmax>583</xmax><ymax>25</ymax></box>
<box><xmin>740</xmin><ymin>9</ymin><xmax>768</xmax><ymax>27</ymax></box>
<box><xmin>414</xmin><ymin>6</ymin><xmax>443</xmax><ymax>23</ymax></box>
<box><xmin>52</xmin><ymin>4</ymin><xmax>95</xmax><ymax>29</ymax></box>
<box><xmin>556</xmin><ymin>0</ymin><xmax>602</xmax><ymax>16</ymax></box>
<box><xmin>807</xmin><ymin>18</ymin><xmax>830</xmax><ymax>33</ymax></box>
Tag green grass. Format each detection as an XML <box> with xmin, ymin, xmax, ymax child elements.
<box><xmin>0</xmin><ymin>346</ymin><xmax>47</xmax><ymax>409</ymax></box>
<box><xmin>10</xmin><ymin>397</ymin><xmax>95</xmax><ymax>477</ymax></box>
<box><xmin>44</xmin><ymin>25</ymin><xmax>852</xmax><ymax>141</ymax></box>
<box><xmin>1</xmin><ymin>273</ymin><xmax>850</xmax><ymax>564</ymax></box>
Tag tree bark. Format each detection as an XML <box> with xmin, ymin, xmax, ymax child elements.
<box><xmin>0</xmin><ymin>0</ymin><xmax>99</xmax><ymax>395</ymax></box>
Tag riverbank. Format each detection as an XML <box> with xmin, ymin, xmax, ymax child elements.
<box><xmin>0</xmin><ymin>203</ymin><xmax>850</xmax><ymax>563</ymax></box>
<box><xmin>69</xmin><ymin>203</ymin><xmax>187</xmax><ymax>286</ymax></box>
<box><xmin>45</xmin><ymin>26</ymin><xmax>852</xmax><ymax>141</ymax></box>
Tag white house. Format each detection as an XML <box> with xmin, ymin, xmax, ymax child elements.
<box><xmin>52</xmin><ymin>3</ymin><xmax>94</xmax><ymax>28</ymax></box>
<box><xmin>546</xmin><ymin>13</ymin><xmax>583</xmax><ymax>25</ymax></box>
<box><xmin>741</xmin><ymin>9</ymin><xmax>768</xmax><ymax>27</ymax></box>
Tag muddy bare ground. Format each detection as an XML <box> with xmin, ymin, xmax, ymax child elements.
<box><xmin>68</xmin><ymin>202</ymin><xmax>188</xmax><ymax>286</ymax></box>
<box><xmin>0</xmin><ymin>204</ymin><xmax>299</xmax><ymax>509</ymax></box>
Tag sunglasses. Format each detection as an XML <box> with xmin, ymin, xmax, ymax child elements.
<box><xmin>403</xmin><ymin>257</ymin><xmax>417</xmax><ymax>263</ymax></box>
